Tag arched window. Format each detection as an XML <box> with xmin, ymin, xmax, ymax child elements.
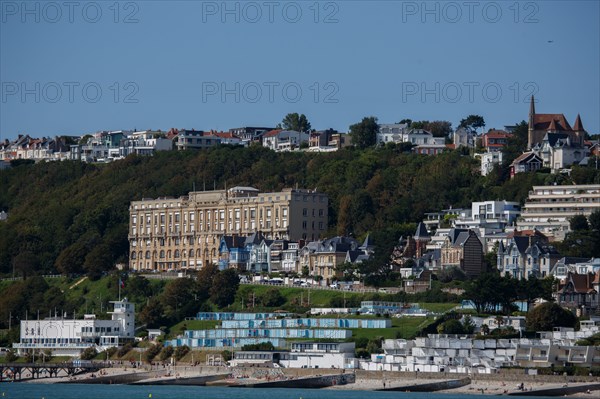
<box><xmin>189</xmin><ymin>249</ymin><xmax>194</xmax><ymax>257</ymax></box>
<box><xmin>167</xmin><ymin>250</ymin><xmax>172</xmax><ymax>258</ymax></box>
<box><xmin>196</xmin><ymin>249</ymin><xmax>201</xmax><ymax>257</ymax></box>
<box><xmin>138</xmin><ymin>251</ymin><xmax>143</xmax><ymax>261</ymax></box>
<box><xmin>145</xmin><ymin>251</ymin><xmax>150</xmax><ymax>259</ymax></box>
<box><xmin>131</xmin><ymin>252</ymin><xmax>137</xmax><ymax>260</ymax></box>
<box><xmin>160</xmin><ymin>250</ymin><xmax>165</xmax><ymax>259</ymax></box>
<box><xmin>174</xmin><ymin>250</ymin><xmax>180</xmax><ymax>258</ymax></box>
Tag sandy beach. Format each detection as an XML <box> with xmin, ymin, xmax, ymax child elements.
<box><xmin>16</xmin><ymin>365</ymin><xmax>600</xmax><ymax>396</ymax></box>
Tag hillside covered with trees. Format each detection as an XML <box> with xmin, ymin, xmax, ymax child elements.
<box><xmin>1</xmin><ymin>143</ymin><xmax>599</xmax><ymax>279</ymax></box>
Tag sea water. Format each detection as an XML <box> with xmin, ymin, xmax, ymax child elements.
<box><xmin>0</xmin><ymin>384</ymin><xmax>556</xmax><ymax>399</ymax></box>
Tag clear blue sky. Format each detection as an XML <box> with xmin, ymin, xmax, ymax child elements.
<box><xmin>1</xmin><ymin>0</ymin><xmax>599</xmax><ymax>141</ymax></box>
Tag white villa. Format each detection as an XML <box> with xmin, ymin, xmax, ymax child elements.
<box><xmin>13</xmin><ymin>298</ymin><xmax>135</xmax><ymax>357</ymax></box>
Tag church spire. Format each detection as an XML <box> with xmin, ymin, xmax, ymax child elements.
<box><xmin>527</xmin><ymin>95</ymin><xmax>536</xmax><ymax>150</ymax></box>
<box><xmin>573</xmin><ymin>114</ymin><xmax>584</xmax><ymax>132</ymax></box>
<box><xmin>573</xmin><ymin>114</ymin><xmax>585</xmax><ymax>146</ymax></box>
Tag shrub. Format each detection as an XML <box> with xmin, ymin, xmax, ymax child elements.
<box><xmin>117</xmin><ymin>343</ymin><xmax>133</xmax><ymax>358</ymax></box>
<box><xmin>174</xmin><ymin>346</ymin><xmax>189</xmax><ymax>361</ymax></box>
<box><xmin>80</xmin><ymin>347</ymin><xmax>97</xmax><ymax>360</ymax></box>
<box><xmin>144</xmin><ymin>344</ymin><xmax>162</xmax><ymax>362</ymax></box>
<box><xmin>355</xmin><ymin>349</ymin><xmax>370</xmax><ymax>359</ymax></box>
<box><xmin>158</xmin><ymin>346</ymin><xmax>174</xmax><ymax>361</ymax></box>
<box><xmin>221</xmin><ymin>350</ymin><xmax>232</xmax><ymax>362</ymax></box>
<box><xmin>5</xmin><ymin>350</ymin><xmax>18</xmax><ymax>362</ymax></box>
<box><xmin>106</xmin><ymin>347</ymin><xmax>118</xmax><ymax>358</ymax></box>
<box><xmin>526</xmin><ymin>302</ymin><xmax>577</xmax><ymax>331</ymax></box>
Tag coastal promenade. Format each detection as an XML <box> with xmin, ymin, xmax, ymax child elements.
<box><xmin>11</xmin><ymin>364</ymin><xmax>600</xmax><ymax>396</ymax></box>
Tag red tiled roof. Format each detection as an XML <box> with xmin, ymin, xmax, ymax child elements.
<box><xmin>511</xmin><ymin>151</ymin><xmax>541</xmax><ymax>165</ymax></box>
<box><xmin>507</xmin><ymin>229</ymin><xmax>547</xmax><ymax>239</ymax></box>
<box><xmin>484</xmin><ymin>130</ymin><xmax>510</xmax><ymax>138</ymax></box>
<box><xmin>166</xmin><ymin>128</ymin><xmax>179</xmax><ymax>139</ymax></box>
<box><xmin>559</xmin><ymin>272</ymin><xmax>596</xmax><ymax>294</ymax></box>
<box><xmin>210</xmin><ymin>131</ymin><xmax>239</xmax><ymax>139</ymax></box>
<box><xmin>263</xmin><ymin>129</ymin><xmax>283</xmax><ymax>138</ymax></box>
<box><xmin>533</xmin><ymin>114</ymin><xmax>572</xmax><ymax>131</ymax></box>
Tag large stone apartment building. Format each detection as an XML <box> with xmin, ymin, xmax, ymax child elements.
<box><xmin>128</xmin><ymin>187</ymin><xmax>328</xmax><ymax>271</ymax></box>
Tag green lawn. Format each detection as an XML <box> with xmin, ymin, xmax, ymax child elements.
<box><xmin>418</xmin><ymin>303</ymin><xmax>459</xmax><ymax>313</ymax></box>
<box><xmin>350</xmin><ymin>316</ymin><xmax>435</xmax><ymax>340</ymax></box>
<box><xmin>167</xmin><ymin>320</ymin><xmax>219</xmax><ymax>337</ymax></box>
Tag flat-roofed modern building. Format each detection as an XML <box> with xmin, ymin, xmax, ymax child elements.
<box><xmin>13</xmin><ymin>299</ymin><xmax>135</xmax><ymax>357</ymax></box>
<box><xmin>518</xmin><ymin>184</ymin><xmax>600</xmax><ymax>240</ymax></box>
<box><xmin>128</xmin><ymin>187</ymin><xmax>328</xmax><ymax>271</ymax></box>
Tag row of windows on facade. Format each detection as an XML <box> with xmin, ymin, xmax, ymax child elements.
<box><xmin>20</xmin><ymin>338</ymin><xmax>83</xmax><ymax>344</ymax></box>
<box><xmin>131</xmin><ymin>218</ymin><xmax>325</xmax><ymax>239</ymax></box>
<box><xmin>542</xmin><ymin>198</ymin><xmax>600</xmax><ymax>203</ymax></box>
<box><xmin>132</xmin><ymin>242</ymin><xmax>331</xmax><ymax>260</ymax></box>
<box><xmin>131</xmin><ymin>219</ymin><xmax>290</xmax><ymax>235</ymax></box>
<box><xmin>81</xmin><ymin>326</ymin><xmax>120</xmax><ymax>333</ymax></box>
<box><xmin>132</xmin><ymin>248</ymin><xmax>215</xmax><ymax>260</ymax></box>
<box><xmin>132</xmin><ymin>207</ymin><xmax>326</xmax><ymax>225</ymax></box>
<box><xmin>132</xmin><ymin>194</ymin><xmax>326</xmax><ymax>211</ymax></box>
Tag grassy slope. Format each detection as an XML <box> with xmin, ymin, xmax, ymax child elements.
<box><xmin>1</xmin><ymin>276</ymin><xmax>455</xmax><ymax>342</ymax></box>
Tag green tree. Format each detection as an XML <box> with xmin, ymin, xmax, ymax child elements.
<box><xmin>281</xmin><ymin>113</ymin><xmax>311</xmax><ymax>132</ymax></box>
<box><xmin>124</xmin><ymin>275</ymin><xmax>152</xmax><ymax>299</ymax></box>
<box><xmin>570</xmin><ymin>215</ymin><xmax>589</xmax><ymax>231</ymax></box>
<box><xmin>12</xmin><ymin>251</ymin><xmax>39</xmax><ymax>279</ymax></box>
<box><xmin>410</xmin><ymin>120</ymin><xmax>428</xmax><ymax>129</ymax></box>
<box><xmin>197</xmin><ymin>263</ymin><xmax>219</xmax><ymax>302</ymax></box>
<box><xmin>349</xmin><ymin>116</ymin><xmax>379</xmax><ymax>149</ymax></box>
<box><xmin>161</xmin><ymin>278</ymin><xmax>199</xmax><ymax>319</ymax></box>
<box><xmin>210</xmin><ymin>269</ymin><xmax>239</xmax><ymax>307</ymax></box>
<box><xmin>80</xmin><ymin>347</ymin><xmax>97</xmax><ymax>360</ymax></box>
<box><xmin>174</xmin><ymin>345</ymin><xmax>190</xmax><ymax>361</ymax></box>
<box><xmin>526</xmin><ymin>302</ymin><xmax>577</xmax><ymax>332</ymax></box>
<box><xmin>459</xmin><ymin>115</ymin><xmax>486</xmax><ymax>134</ymax></box>
<box><xmin>589</xmin><ymin>209</ymin><xmax>600</xmax><ymax>232</ymax></box>
<box><xmin>437</xmin><ymin>319</ymin><xmax>465</xmax><ymax>334</ymax></box>
<box><xmin>425</xmin><ymin>121</ymin><xmax>453</xmax><ymax>137</ymax></box>
<box><xmin>260</xmin><ymin>288</ymin><xmax>285</xmax><ymax>307</ymax></box>
<box><xmin>159</xmin><ymin>346</ymin><xmax>174</xmax><ymax>361</ymax></box>
<box><xmin>463</xmin><ymin>273</ymin><xmax>504</xmax><ymax>314</ymax></box>
<box><xmin>5</xmin><ymin>350</ymin><xmax>18</xmax><ymax>362</ymax></box>
<box><xmin>462</xmin><ymin>315</ymin><xmax>475</xmax><ymax>334</ymax></box>
<box><xmin>138</xmin><ymin>298</ymin><xmax>165</xmax><ymax>328</ymax></box>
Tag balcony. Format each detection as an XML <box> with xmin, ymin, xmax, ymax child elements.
<box><xmin>77</xmin><ymin>331</ymin><xmax>103</xmax><ymax>338</ymax></box>
<box><xmin>13</xmin><ymin>342</ymin><xmax>92</xmax><ymax>349</ymax></box>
